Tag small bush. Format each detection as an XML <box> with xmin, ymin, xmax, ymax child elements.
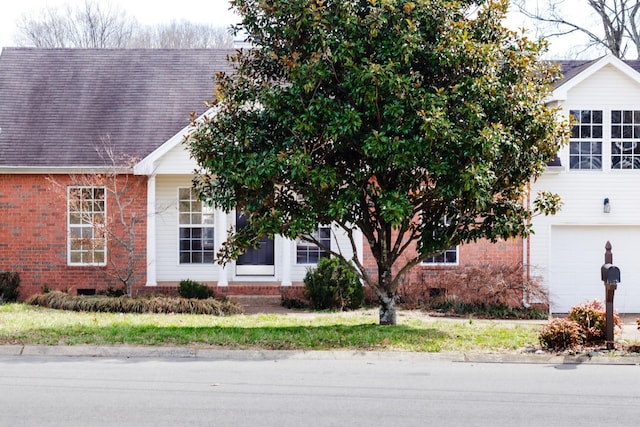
<box><xmin>27</xmin><ymin>291</ymin><xmax>243</xmax><ymax>315</ymax></box>
<box><xmin>281</xmin><ymin>295</ymin><xmax>310</xmax><ymax>309</ymax></box>
<box><xmin>178</xmin><ymin>279</ymin><xmax>215</xmax><ymax>300</ymax></box>
<box><xmin>538</xmin><ymin>299</ymin><xmax>623</xmax><ymax>351</ymax></box>
<box><xmin>539</xmin><ymin>318</ymin><xmax>583</xmax><ymax>351</ymax></box>
<box><xmin>304</xmin><ymin>257</ymin><xmax>364</xmax><ymax>310</ymax></box>
<box><xmin>430</xmin><ymin>300</ymin><xmax>549</xmax><ymax>320</ymax></box>
<box><xmin>568</xmin><ymin>299</ymin><xmax>621</xmax><ymax>344</ymax></box>
<box><xmin>0</xmin><ymin>272</ymin><xmax>20</xmax><ymax>303</ymax></box>
<box><xmin>97</xmin><ymin>286</ymin><xmax>127</xmax><ymax>297</ymax></box>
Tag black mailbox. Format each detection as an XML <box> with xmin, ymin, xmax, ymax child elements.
<box><xmin>601</xmin><ymin>264</ymin><xmax>621</xmax><ymax>284</ymax></box>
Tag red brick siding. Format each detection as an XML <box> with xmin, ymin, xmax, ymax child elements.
<box><xmin>0</xmin><ymin>174</ymin><xmax>147</xmax><ymax>300</ymax></box>
<box><xmin>361</xmin><ymin>234</ymin><xmax>523</xmax><ymax>286</ymax></box>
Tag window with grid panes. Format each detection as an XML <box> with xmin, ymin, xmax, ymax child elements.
<box><xmin>611</xmin><ymin>110</ymin><xmax>640</xmax><ymax>169</ymax></box>
<box><xmin>296</xmin><ymin>226</ymin><xmax>331</xmax><ymax>264</ymax></box>
<box><xmin>569</xmin><ymin>110</ymin><xmax>603</xmax><ymax>170</ymax></box>
<box><xmin>67</xmin><ymin>186</ymin><xmax>106</xmax><ymax>265</ymax></box>
<box><xmin>178</xmin><ymin>188</ymin><xmax>215</xmax><ymax>264</ymax></box>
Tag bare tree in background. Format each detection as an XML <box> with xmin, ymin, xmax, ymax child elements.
<box><xmin>514</xmin><ymin>0</ymin><xmax>640</xmax><ymax>59</ymax></box>
<box><xmin>15</xmin><ymin>0</ymin><xmax>136</xmax><ymax>48</ymax></box>
<box><xmin>14</xmin><ymin>0</ymin><xmax>235</xmax><ymax>49</ymax></box>
<box><xmin>131</xmin><ymin>20</ymin><xmax>234</xmax><ymax>49</ymax></box>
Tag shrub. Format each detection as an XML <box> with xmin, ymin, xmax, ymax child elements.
<box><xmin>280</xmin><ymin>287</ymin><xmax>310</xmax><ymax>309</ymax></box>
<box><xmin>281</xmin><ymin>295</ymin><xmax>310</xmax><ymax>309</ymax></box>
<box><xmin>178</xmin><ymin>279</ymin><xmax>215</xmax><ymax>300</ymax></box>
<box><xmin>27</xmin><ymin>291</ymin><xmax>243</xmax><ymax>315</ymax></box>
<box><xmin>539</xmin><ymin>318</ymin><xmax>583</xmax><ymax>351</ymax></box>
<box><xmin>97</xmin><ymin>286</ymin><xmax>127</xmax><ymax>297</ymax></box>
<box><xmin>430</xmin><ymin>300</ymin><xmax>548</xmax><ymax>319</ymax></box>
<box><xmin>538</xmin><ymin>299</ymin><xmax>623</xmax><ymax>351</ymax></box>
<box><xmin>304</xmin><ymin>257</ymin><xmax>364</xmax><ymax>310</ymax></box>
<box><xmin>568</xmin><ymin>299</ymin><xmax>621</xmax><ymax>344</ymax></box>
<box><xmin>0</xmin><ymin>272</ymin><xmax>20</xmax><ymax>303</ymax></box>
<box><xmin>401</xmin><ymin>263</ymin><xmax>548</xmax><ymax>313</ymax></box>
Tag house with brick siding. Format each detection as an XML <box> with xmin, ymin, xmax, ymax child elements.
<box><xmin>0</xmin><ymin>47</ymin><xmax>526</xmax><ymax>301</ymax></box>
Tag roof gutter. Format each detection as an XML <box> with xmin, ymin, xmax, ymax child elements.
<box><xmin>0</xmin><ymin>166</ymin><xmax>133</xmax><ymax>174</ymax></box>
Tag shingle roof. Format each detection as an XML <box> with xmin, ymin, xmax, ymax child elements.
<box><xmin>0</xmin><ymin>48</ymin><xmax>235</xmax><ymax>168</ymax></box>
<box><xmin>555</xmin><ymin>57</ymin><xmax>640</xmax><ymax>87</ymax></box>
<box><xmin>555</xmin><ymin>59</ymin><xmax>598</xmax><ymax>87</ymax></box>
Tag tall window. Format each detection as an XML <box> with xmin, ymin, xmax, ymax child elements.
<box><xmin>296</xmin><ymin>226</ymin><xmax>331</xmax><ymax>264</ymax></box>
<box><xmin>569</xmin><ymin>110</ymin><xmax>603</xmax><ymax>170</ymax></box>
<box><xmin>611</xmin><ymin>110</ymin><xmax>640</xmax><ymax>169</ymax></box>
<box><xmin>178</xmin><ymin>188</ymin><xmax>215</xmax><ymax>264</ymax></box>
<box><xmin>68</xmin><ymin>186</ymin><xmax>106</xmax><ymax>265</ymax></box>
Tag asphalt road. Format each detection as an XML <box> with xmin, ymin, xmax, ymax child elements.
<box><xmin>1</xmin><ymin>354</ymin><xmax>638</xmax><ymax>426</ymax></box>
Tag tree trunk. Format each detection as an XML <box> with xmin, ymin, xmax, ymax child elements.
<box><xmin>378</xmin><ymin>266</ymin><xmax>397</xmax><ymax>325</ymax></box>
<box><xmin>379</xmin><ymin>294</ymin><xmax>396</xmax><ymax>325</ymax></box>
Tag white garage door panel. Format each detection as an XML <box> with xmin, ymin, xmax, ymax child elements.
<box><xmin>550</xmin><ymin>226</ymin><xmax>640</xmax><ymax>313</ymax></box>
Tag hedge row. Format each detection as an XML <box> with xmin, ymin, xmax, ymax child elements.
<box><xmin>27</xmin><ymin>291</ymin><xmax>243</xmax><ymax>316</ymax></box>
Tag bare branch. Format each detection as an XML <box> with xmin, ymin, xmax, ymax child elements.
<box><xmin>13</xmin><ymin>0</ymin><xmax>233</xmax><ymax>49</ymax></box>
<box><xmin>514</xmin><ymin>0</ymin><xmax>640</xmax><ymax>58</ymax></box>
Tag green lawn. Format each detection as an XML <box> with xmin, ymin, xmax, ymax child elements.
<box><xmin>0</xmin><ymin>304</ymin><xmax>543</xmax><ymax>353</ymax></box>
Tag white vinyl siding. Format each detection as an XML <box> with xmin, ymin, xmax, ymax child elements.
<box><xmin>155</xmin><ymin>176</ymin><xmax>222</xmax><ymax>282</ymax></box>
<box><xmin>152</xmin><ymin>176</ymin><xmax>362</xmax><ymax>284</ymax></box>
<box><xmin>531</xmin><ymin>62</ymin><xmax>640</xmax><ymax>312</ymax></box>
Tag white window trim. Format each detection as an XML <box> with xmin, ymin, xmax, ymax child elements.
<box><xmin>568</xmin><ymin>109</ymin><xmax>604</xmax><ymax>171</ymax></box>
<box><xmin>296</xmin><ymin>226</ymin><xmax>331</xmax><ymax>265</ymax></box>
<box><xmin>177</xmin><ymin>187</ymin><xmax>216</xmax><ymax>264</ymax></box>
<box><xmin>421</xmin><ymin>246</ymin><xmax>459</xmax><ymax>266</ymax></box>
<box><xmin>67</xmin><ymin>186</ymin><xmax>107</xmax><ymax>266</ymax></box>
<box><xmin>610</xmin><ymin>109</ymin><xmax>640</xmax><ymax>170</ymax></box>
<box><xmin>421</xmin><ymin>215</ymin><xmax>459</xmax><ymax>266</ymax></box>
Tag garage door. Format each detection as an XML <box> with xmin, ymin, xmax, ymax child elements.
<box><xmin>549</xmin><ymin>225</ymin><xmax>640</xmax><ymax>313</ymax></box>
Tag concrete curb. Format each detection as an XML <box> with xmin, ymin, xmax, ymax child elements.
<box><xmin>2</xmin><ymin>345</ymin><xmax>640</xmax><ymax>365</ymax></box>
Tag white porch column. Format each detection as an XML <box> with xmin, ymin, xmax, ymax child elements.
<box><xmin>145</xmin><ymin>174</ymin><xmax>157</xmax><ymax>286</ymax></box>
<box><xmin>217</xmin><ymin>209</ymin><xmax>228</xmax><ymax>286</ymax></box>
<box><xmin>281</xmin><ymin>238</ymin><xmax>293</xmax><ymax>286</ymax></box>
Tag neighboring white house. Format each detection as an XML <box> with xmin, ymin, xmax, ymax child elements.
<box><xmin>530</xmin><ymin>55</ymin><xmax>640</xmax><ymax>313</ymax></box>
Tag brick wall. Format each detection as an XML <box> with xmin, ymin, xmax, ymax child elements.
<box><xmin>361</xmin><ymin>233</ymin><xmax>524</xmax><ymax>287</ymax></box>
<box><xmin>0</xmin><ymin>174</ymin><xmax>148</xmax><ymax>300</ymax></box>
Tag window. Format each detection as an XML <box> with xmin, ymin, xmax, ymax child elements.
<box><xmin>68</xmin><ymin>186</ymin><xmax>106</xmax><ymax>265</ymax></box>
<box><xmin>569</xmin><ymin>110</ymin><xmax>603</xmax><ymax>170</ymax></box>
<box><xmin>178</xmin><ymin>188</ymin><xmax>215</xmax><ymax>264</ymax></box>
<box><xmin>422</xmin><ymin>216</ymin><xmax>458</xmax><ymax>265</ymax></box>
<box><xmin>611</xmin><ymin>110</ymin><xmax>640</xmax><ymax>169</ymax></box>
<box><xmin>296</xmin><ymin>226</ymin><xmax>331</xmax><ymax>264</ymax></box>
<box><xmin>423</xmin><ymin>246</ymin><xmax>458</xmax><ymax>265</ymax></box>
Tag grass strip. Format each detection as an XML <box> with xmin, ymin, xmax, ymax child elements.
<box><xmin>0</xmin><ymin>304</ymin><xmax>541</xmax><ymax>353</ymax></box>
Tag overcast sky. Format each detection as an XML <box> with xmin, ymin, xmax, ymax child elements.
<box><xmin>0</xmin><ymin>0</ymin><xmax>587</xmax><ymax>58</ymax></box>
<box><xmin>0</xmin><ymin>0</ymin><xmax>241</xmax><ymax>49</ymax></box>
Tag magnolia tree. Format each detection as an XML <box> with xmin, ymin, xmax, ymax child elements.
<box><xmin>186</xmin><ymin>0</ymin><xmax>569</xmax><ymax>325</ymax></box>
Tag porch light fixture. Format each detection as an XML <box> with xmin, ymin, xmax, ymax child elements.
<box><xmin>603</xmin><ymin>198</ymin><xmax>611</xmax><ymax>213</ymax></box>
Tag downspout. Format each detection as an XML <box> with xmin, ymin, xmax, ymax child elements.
<box><xmin>146</xmin><ymin>174</ymin><xmax>157</xmax><ymax>286</ymax></box>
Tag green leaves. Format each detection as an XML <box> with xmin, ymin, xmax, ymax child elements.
<box><xmin>186</xmin><ymin>0</ymin><xmax>568</xmax><ymax>300</ymax></box>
